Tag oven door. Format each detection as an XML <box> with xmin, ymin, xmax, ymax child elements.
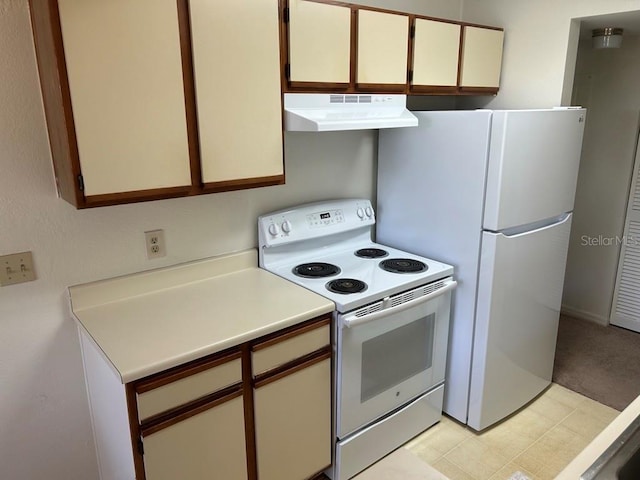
<box><xmin>336</xmin><ymin>278</ymin><xmax>455</xmax><ymax>439</ymax></box>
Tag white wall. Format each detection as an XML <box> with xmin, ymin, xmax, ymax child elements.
<box><xmin>562</xmin><ymin>37</ymin><xmax>640</xmax><ymax>324</ymax></box>
<box><xmin>0</xmin><ymin>0</ymin><xmax>456</xmax><ymax>479</ymax></box>
<box><xmin>461</xmin><ymin>0</ymin><xmax>640</xmax><ymax>109</ymax></box>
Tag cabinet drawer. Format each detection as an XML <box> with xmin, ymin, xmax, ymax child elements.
<box><xmin>252</xmin><ymin>319</ymin><xmax>330</xmax><ymax>376</ymax></box>
<box><xmin>136</xmin><ymin>353</ymin><xmax>242</xmax><ymax>421</ymax></box>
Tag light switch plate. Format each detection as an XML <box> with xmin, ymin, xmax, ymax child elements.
<box><xmin>0</xmin><ymin>251</ymin><xmax>36</xmax><ymax>286</ymax></box>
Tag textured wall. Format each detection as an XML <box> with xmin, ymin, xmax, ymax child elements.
<box><xmin>460</xmin><ymin>0</ymin><xmax>640</xmax><ymax>109</ymax></box>
<box><xmin>0</xmin><ymin>1</ymin><xmax>378</xmax><ymax>478</ymax></box>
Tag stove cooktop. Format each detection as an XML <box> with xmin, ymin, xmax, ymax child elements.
<box><xmin>266</xmin><ymin>242</ymin><xmax>453</xmax><ymax>312</ymax></box>
<box><xmin>258</xmin><ymin>199</ymin><xmax>454</xmax><ymax>312</ymax></box>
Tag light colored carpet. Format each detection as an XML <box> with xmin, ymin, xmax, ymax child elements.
<box><xmin>553</xmin><ymin>314</ymin><xmax>640</xmax><ymax>411</ymax></box>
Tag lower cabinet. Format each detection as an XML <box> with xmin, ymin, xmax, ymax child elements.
<box><xmin>79</xmin><ymin>314</ymin><xmax>332</xmax><ymax>480</ymax></box>
<box><xmin>254</xmin><ymin>354</ymin><xmax>332</xmax><ymax>480</ymax></box>
<box><xmin>142</xmin><ymin>394</ymin><xmax>248</xmax><ymax>480</ymax></box>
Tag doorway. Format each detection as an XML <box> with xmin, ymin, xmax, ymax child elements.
<box><xmin>562</xmin><ymin>23</ymin><xmax>640</xmax><ymax>327</ymax></box>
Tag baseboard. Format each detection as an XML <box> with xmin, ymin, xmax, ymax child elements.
<box><xmin>560</xmin><ymin>304</ymin><xmax>609</xmax><ymax>326</ymax></box>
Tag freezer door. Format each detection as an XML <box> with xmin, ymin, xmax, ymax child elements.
<box><xmin>467</xmin><ymin>213</ymin><xmax>572</xmax><ymax>431</ymax></box>
<box><xmin>484</xmin><ymin>109</ymin><xmax>586</xmax><ymax>231</ymax></box>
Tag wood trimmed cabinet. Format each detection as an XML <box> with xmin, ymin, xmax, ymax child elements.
<box><xmin>410</xmin><ymin>18</ymin><xmax>461</xmax><ymax>94</ymax></box>
<box><xmin>252</xmin><ymin>318</ymin><xmax>332</xmax><ymax>480</ymax></box>
<box><xmin>28</xmin><ymin>0</ymin><xmax>284</xmax><ymax>209</ymax></box>
<box><xmin>79</xmin><ymin>314</ymin><xmax>332</xmax><ymax>480</ymax></box>
<box><xmin>280</xmin><ymin>0</ymin><xmax>504</xmax><ymax>96</ymax></box>
<box><xmin>459</xmin><ymin>26</ymin><xmax>505</xmax><ymax>92</ymax></box>
<box><xmin>356</xmin><ymin>9</ymin><xmax>409</xmax><ymax>91</ymax></box>
<box><xmin>286</xmin><ymin>0</ymin><xmax>351</xmax><ymax>88</ymax></box>
<box><xmin>132</xmin><ymin>351</ymin><xmax>248</xmax><ymax>479</ymax></box>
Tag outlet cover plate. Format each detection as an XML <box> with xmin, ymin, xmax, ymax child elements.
<box><xmin>0</xmin><ymin>251</ymin><xmax>36</xmax><ymax>286</ymax></box>
<box><xmin>145</xmin><ymin>230</ymin><xmax>166</xmax><ymax>259</ymax></box>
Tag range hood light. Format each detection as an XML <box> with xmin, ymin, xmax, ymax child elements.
<box><xmin>592</xmin><ymin>27</ymin><xmax>623</xmax><ymax>49</ymax></box>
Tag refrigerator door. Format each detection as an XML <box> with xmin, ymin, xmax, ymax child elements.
<box><xmin>484</xmin><ymin>109</ymin><xmax>586</xmax><ymax>231</ymax></box>
<box><xmin>468</xmin><ymin>213</ymin><xmax>572</xmax><ymax>431</ymax></box>
<box><xmin>377</xmin><ymin>110</ymin><xmax>492</xmax><ymax>423</ymax></box>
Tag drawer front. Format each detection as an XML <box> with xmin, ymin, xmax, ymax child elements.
<box><xmin>252</xmin><ymin>322</ymin><xmax>330</xmax><ymax>376</ymax></box>
<box><xmin>137</xmin><ymin>358</ymin><xmax>242</xmax><ymax>421</ymax></box>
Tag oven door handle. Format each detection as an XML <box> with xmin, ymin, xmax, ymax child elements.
<box><xmin>343</xmin><ymin>279</ymin><xmax>457</xmax><ymax>328</ymax></box>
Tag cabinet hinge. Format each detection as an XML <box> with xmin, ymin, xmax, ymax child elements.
<box><xmin>283</xmin><ymin>6</ymin><xmax>289</xmax><ymax>23</ymax></box>
<box><xmin>410</xmin><ymin>25</ymin><xmax>415</xmax><ymax>38</ymax></box>
<box><xmin>285</xmin><ymin>63</ymin><xmax>291</xmax><ymax>80</ymax></box>
<box><xmin>137</xmin><ymin>437</ymin><xmax>144</xmax><ymax>456</ymax></box>
<box><xmin>77</xmin><ymin>174</ymin><xmax>84</xmax><ymax>191</ymax></box>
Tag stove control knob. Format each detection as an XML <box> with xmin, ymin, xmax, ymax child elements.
<box><xmin>365</xmin><ymin>206</ymin><xmax>373</xmax><ymax>218</ymax></box>
<box><xmin>357</xmin><ymin>207</ymin><xmax>365</xmax><ymax>219</ymax></box>
<box><xmin>281</xmin><ymin>220</ymin><xmax>292</xmax><ymax>233</ymax></box>
<box><xmin>268</xmin><ymin>223</ymin><xmax>280</xmax><ymax>236</ymax></box>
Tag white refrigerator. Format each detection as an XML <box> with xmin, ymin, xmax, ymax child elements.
<box><xmin>376</xmin><ymin>109</ymin><xmax>586</xmax><ymax>431</ymax></box>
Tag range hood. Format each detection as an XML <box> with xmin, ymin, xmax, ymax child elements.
<box><xmin>284</xmin><ymin>93</ymin><xmax>418</xmax><ymax>132</ymax></box>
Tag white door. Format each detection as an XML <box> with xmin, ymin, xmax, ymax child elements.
<box><xmin>611</xmin><ymin>133</ymin><xmax>640</xmax><ymax>331</ymax></box>
<box><xmin>468</xmin><ymin>213</ymin><xmax>572</xmax><ymax>431</ymax></box>
<box><xmin>484</xmin><ymin>109</ymin><xmax>586</xmax><ymax>231</ymax></box>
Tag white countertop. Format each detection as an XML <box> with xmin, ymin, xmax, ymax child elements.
<box><xmin>558</xmin><ymin>394</ymin><xmax>640</xmax><ymax>478</ymax></box>
<box><xmin>69</xmin><ymin>249</ymin><xmax>335</xmax><ymax>383</ymax></box>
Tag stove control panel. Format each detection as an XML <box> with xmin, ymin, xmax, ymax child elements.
<box><xmin>258</xmin><ymin>199</ymin><xmax>375</xmax><ymax>248</ymax></box>
<box><xmin>307</xmin><ymin>209</ymin><xmax>344</xmax><ymax>228</ymax></box>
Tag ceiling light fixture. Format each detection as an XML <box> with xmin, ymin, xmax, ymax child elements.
<box><xmin>592</xmin><ymin>27</ymin><xmax>624</xmax><ymax>49</ymax></box>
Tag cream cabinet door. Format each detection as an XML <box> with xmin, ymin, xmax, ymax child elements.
<box><xmin>412</xmin><ymin>19</ymin><xmax>461</xmax><ymax>87</ymax></box>
<box><xmin>142</xmin><ymin>396</ymin><xmax>247</xmax><ymax>480</ymax></box>
<box><xmin>57</xmin><ymin>0</ymin><xmax>191</xmax><ymax>196</ymax></box>
<box><xmin>254</xmin><ymin>358</ymin><xmax>331</xmax><ymax>480</ymax></box>
<box><xmin>357</xmin><ymin>10</ymin><xmax>409</xmax><ymax>85</ymax></box>
<box><xmin>190</xmin><ymin>0</ymin><xmax>283</xmax><ymax>184</ymax></box>
<box><xmin>288</xmin><ymin>0</ymin><xmax>351</xmax><ymax>83</ymax></box>
<box><xmin>460</xmin><ymin>26</ymin><xmax>504</xmax><ymax>88</ymax></box>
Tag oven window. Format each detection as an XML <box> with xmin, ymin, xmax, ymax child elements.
<box><xmin>360</xmin><ymin>314</ymin><xmax>435</xmax><ymax>403</ymax></box>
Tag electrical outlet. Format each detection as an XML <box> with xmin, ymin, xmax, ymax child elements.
<box><xmin>0</xmin><ymin>251</ymin><xmax>36</xmax><ymax>286</ymax></box>
<box><xmin>145</xmin><ymin>230</ymin><xmax>166</xmax><ymax>259</ymax></box>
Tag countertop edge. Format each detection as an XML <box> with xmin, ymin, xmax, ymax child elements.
<box><xmin>557</xmin><ymin>395</ymin><xmax>640</xmax><ymax>478</ymax></box>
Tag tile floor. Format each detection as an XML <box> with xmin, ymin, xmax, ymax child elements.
<box><xmin>354</xmin><ymin>383</ymin><xmax>619</xmax><ymax>480</ymax></box>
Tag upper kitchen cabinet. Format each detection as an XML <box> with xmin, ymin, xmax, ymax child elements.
<box><xmin>459</xmin><ymin>25</ymin><xmax>504</xmax><ymax>93</ymax></box>
<box><xmin>280</xmin><ymin>1</ymin><xmax>504</xmax><ymax>96</ymax></box>
<box><xmin>285</xmin><ymin>0</ymin><xmax>352</xmax><ymax>89</ymax></box>
<box><xmin>30</xmin><ymin>0</ymin><xmax>192</xmax><ymax>208</ymax></box>
<box><xmin>410</xmin><ymin>18</ymin><xmax>461</xmax><ymax>94</ymax></box>
<box><xmin>29</xmin><ymin>0</ymin><xmax>284</xmax><ymax>209</ymax></box>
<box><xmin>189</xmin><ymin>0</ymin><xmax>284</xmax><ymax>188</ymax></box>
<box><xmin>356</xmin><ymin>9</ymin><xmax>409</xmax><ymax>91</ymax></box>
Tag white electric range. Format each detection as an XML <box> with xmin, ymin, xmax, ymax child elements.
<box><xmin>258</xmin><ymin>199</ymin><xmax>456</xmax><ymax>480</ymax></box>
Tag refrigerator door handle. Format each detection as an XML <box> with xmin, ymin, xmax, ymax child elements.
<box><xmin>496</xmin><ymin>212</ymin><xmax>572</xmax><ymax>238</ymax></box>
